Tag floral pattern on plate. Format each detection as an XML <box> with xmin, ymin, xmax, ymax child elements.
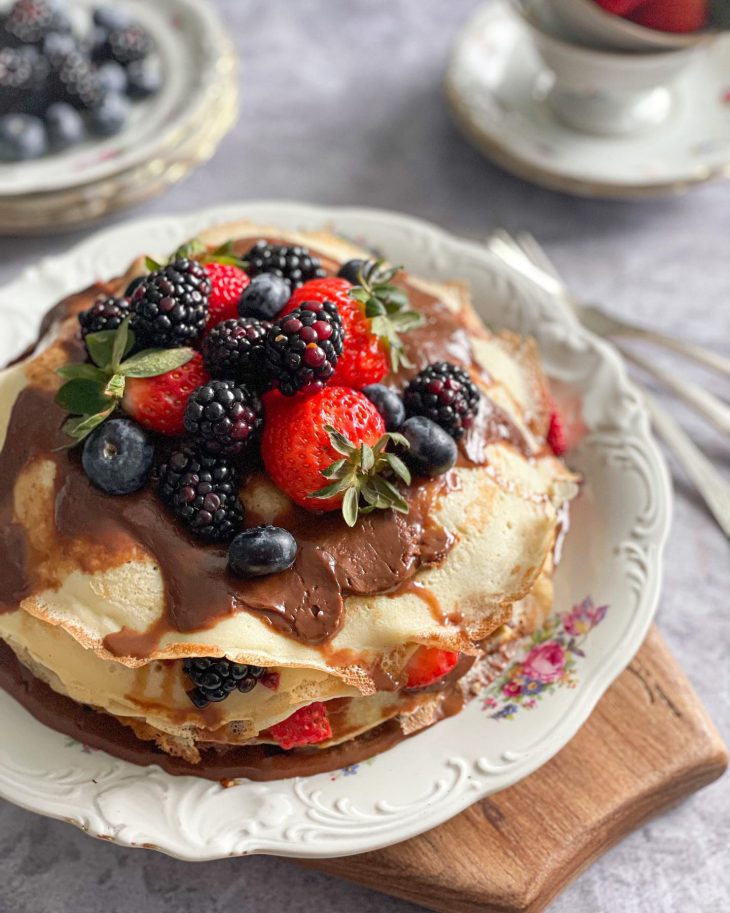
<box><xmin>483</xmin><ymin>597</ymin><xmax>608</xmax><ymax>720</ymax></box>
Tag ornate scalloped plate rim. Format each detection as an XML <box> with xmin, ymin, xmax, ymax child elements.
<box><xmin>0</xmin><ymin>202</ymin><xmax>672</xmax><ymax>860</ymax></box>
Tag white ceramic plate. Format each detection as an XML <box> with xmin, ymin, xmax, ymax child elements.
<box><xmin>0</xmin><ymin>0</ymin><xmax>235</xmax><ymax>196</ymax></box>
<box><xmin>445</xmin><ymin>1</ymin><xmax>730</xmax><ymax>199</ymax></box>
<box><xmin>0</xmin><ymin>202</ymin><xmax>671</xmax><ymax>860</ymax></box>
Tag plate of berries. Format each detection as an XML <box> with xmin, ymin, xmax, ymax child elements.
<box><xmin>0</xmin><ymin>0</ymin><xmax>236</xmax><ymax>226</ymax></box>
<box><xmin>0</xmin><ymin>202</ymin><xmax>671</xmax><ymax>859</ymax></box>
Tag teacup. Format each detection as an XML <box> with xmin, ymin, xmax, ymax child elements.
<box><xmin>511</xmin><ymin>0</ymin><xmax>704</xmax><ymax>136</ymax></box>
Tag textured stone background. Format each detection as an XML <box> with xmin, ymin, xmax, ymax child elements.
<box><xmin>0</xmin><ymin>1</ymin><xmax>728</xmax><ymax>911</ymax></box>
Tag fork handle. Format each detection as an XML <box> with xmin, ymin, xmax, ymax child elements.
<box><xmin>616</xmin><ymin>325</ymin><xmax>730</xmax><ymax>378</ymax></box>
<box><xmin>622</xmin><ymin>348</ymin><xmax>730</xmax><ymax>437</ymax></box>
<box><xmin>641</xmin><ymin>390</ymin><xmax>730</xmax><ymax>539</ymax></box>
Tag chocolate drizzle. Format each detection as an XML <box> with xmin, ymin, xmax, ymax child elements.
<box><xmin>0</xmin><ymin>236</ymin><xmax>529</xmax><ymax>658</ymax></box>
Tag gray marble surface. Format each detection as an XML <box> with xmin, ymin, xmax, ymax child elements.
<box><xmin>0</xmin><ymin>1</ymin><xmax>728</xmax><ymax>911</ymax></box>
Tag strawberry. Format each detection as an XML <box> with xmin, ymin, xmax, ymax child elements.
<box><xmin>204</xmin><ymin>262</ymin><xmax>250</xmax><ymax>330</ymax></box>
<box><xmin>405</xmin><ymin>647</ymin><xmax>459</xmax><ymax>689</ymax></box>
<box><xmin>628</xmin><ymin>0</ymin><xmax>708</xmax><ymax>33</ymax></box>
<box><xmin>286</xmin><ymin>277</ymin><xmax>389</xmax><ymax>388</ymax></box>
<box><xmin>261</xmin><ymin>386</ymin><xmax>411</xmax><ymax>524</ymax></box>
<box><xmin>547</xmin><ymin>405</ymin><xmax>567</xmax><ymax>456</ymax></box>
<box><xmin>267</xmin><ymin>701</ymin><xmax>332</xmax><ymax>749</ymax></box>
<box><xmin>284</xmin><ymin>263</ymin><xmax>423</xmax><ymax>388</ymax></box>
<box><xmin>593</xmin><ymin>0</ymin><xmax>645</xmax><ymax>14</ymax></box>
<box><xmin>122</xmin><ymin>351</ymin><xmax>209</xmax><ymax>436</ymax></box>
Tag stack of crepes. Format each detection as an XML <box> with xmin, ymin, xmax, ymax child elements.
<box><xmin>0</xmin><ymin>222</ymin><xmax>579</xmax><ymax>780</ymax></box>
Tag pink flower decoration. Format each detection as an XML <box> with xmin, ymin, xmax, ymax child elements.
<box><xmin>502</xmin><ymin>680</ymin><xmax>523</xmax><ymax>697</ymax></box>
<box><xmin>522</xmin><ymin>641</ymin><xmax>565</xmax><ymax>684</ymax></box>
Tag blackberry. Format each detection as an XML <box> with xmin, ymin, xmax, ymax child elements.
<box><xmin>0</xmin><ymin>46</ymin><xmax>48</xmax><ymax>115</ymax></box>
<box><xmin>130</xmin><ymin>257</ymin><xmax>210</xmax><ymax>348</ymax></box>
<box><xmin>183</xmin><ymin>657</ymin><xmax>266</xmax><ymax>708</ymax></box>
<box><xmin>264</xmin><ymin>300</ymin><xmax>344</xmax><ymax>396</ymax></box>
<box><xmin>404</xmin><ymin>361</ymin><xmax>480</xmax><ymax>440</ymax></box>
<box><xmin>3</xmin><ymin>0</ymin><xmax>69</xmax><ymax>47</ymax></box>
<box><xmin>50</xmin><ymin>48</ymin><xmax>103</xmax><ymax>110</ymax></box>
<box><xmin>78</xmin><ymin>295</ymin><xmax>130</xmax><ymax>338</ymax></box>
<box><xmin>158</xmin><ymin>446</ymin><xmax>244</xmax><ymax>542</ymax></box>
<box><xmin>244</xmin><ymin>240</ymin><xmax>326</xmax><ymax>289</ymax></box>
<box><xmin>202</xmin><ymin>317</ymin><xmax>270</xmax><ymax>384</ymax></box>
<box><xmin>97</xmin><ymin>25</ymin><xmax>154</xmax><ymax>65</ymax></box>
<box><xmin>184</xmin><ymin>379</ymin><xmax>263</xmax><ymax>457</ymax></box>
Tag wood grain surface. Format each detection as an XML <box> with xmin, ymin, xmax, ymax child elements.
<box><xmin>307</xmin><ymin>626</ymin><xmax>728</xmax><ymax>913</ymax></box>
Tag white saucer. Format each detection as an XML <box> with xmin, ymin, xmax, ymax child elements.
<box><xmin>445</xmin><ymin>1</ymin><xmax>730</xmax><ymax>199</ymax></box>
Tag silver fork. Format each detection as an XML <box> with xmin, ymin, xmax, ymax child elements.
<box><xmin>487</xmin><ymin>230</ymin><xmax>730</xmax><ymax>539</ymax></box>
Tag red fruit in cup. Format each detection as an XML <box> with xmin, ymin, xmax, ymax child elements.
<box><xmin>628</xmin><ymin>0</ymin><xmax>708</xmax><ymax>33</ymax></box>
<box><xmin>593</xmin><ymin>0</ymin><xmax>645</xmax><ymax>14</ymax></box>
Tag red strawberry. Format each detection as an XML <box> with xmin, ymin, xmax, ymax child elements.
<box><xmin>204</xmin><ymin>262</ymin><xmax>250</xmax><ymax>330</ymax></box>
<box><xmin>122</xmin><ymin>351</ymin><xmax>209</xmax><ymax>436</ymax></box>
<box><xmin>267</xmin><ymin>701</ymin><xmax>332</xmax><ymax>749</ymax></box>
<box><xmin>285</xmin><ymin>277</ymin><xmax>389</xmax><ymax>388</ymax></box>
<box><xmin>547</xmin><ymin>406</ymin><xmax>567</xmax><ymax>456</ymax></box>
<box><xmin>628</xmin><ymin>0</ymin><xmax>707</xmax><ymax>33</ymax></box>
<box><xmin>593</xmin><ymin>0</ymin><xmax>645</xmax><ymax>14</ymax></box>
<box><xmin>405</xmin><ymin>647</ymin><xmax>459</xmax><ymax>689</ymax></box>
<box><xmin>261</xmin><ymin>386</ymin><xmax>385</xmax><ymax>511</ymax></box>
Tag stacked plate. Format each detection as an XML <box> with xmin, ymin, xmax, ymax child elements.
<box><xmin>0</xmin><ymin>0</ymin><xmax>238</xmax><ymax>233</ymax></box>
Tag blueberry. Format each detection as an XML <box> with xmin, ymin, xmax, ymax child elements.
<box><xmin>82</xmin><ymin>418</ymin><xmax>154</xmax><ymax>495</ymax></box>
<box><xmin>87</xmin><ymin>24</ymin><xmax>109</xmax><ymax>60</ymax></box>
<box><xmin>400</xmin><ymin>415</ymin><xmax>457</xmax><ymax>477</ymax></box>
<box><xmin>362</xmin><ymin>384</ymin><xmax>405</xmax><ymax>431</ymax></box>
<box><xmin>89</xmin><ymin>90</ymin><xmax>130</xmax><ymax>136</ymax></box>
<box><xmin>42</xmin><ymin>30</ymin><xmax>76</xmax><ymax>61</ymax></box>
<box><xmin>337</xmin><ymin>259</ymin><xmax>369</xmax><ymax>285</ymax></box>
<box><xmin>124</xmin><ymin>275</ymin><xmax>145</xmax><ymax>298</ymax></box>
<box><xmin>126</xmin><ymin>57</ymin><xmax>162</xmax><ymax>98</ymax></box>
<box><xmin>238</xmin><ymin>273</ymin><xmax>290</xmax><ymax>320</ymax></box>
<box><xmin>228</xmin><ymin>526</ymin><xmax>298</xmax><ymax>578</ymax></box>
<box><xmin>96</xmin><ymin>60</ymin><xmax>127</xmax><ymax>95</ymax></box>
<box><xmin>45</xmin><ymin>102</ymin><xmax>85</xmax><ymax>149</ymax></box>
<box><xmin>92</xmin><ymin>6</ymin><xmax>132</xmax><ymax>30</ymax></box>
<box><xmin>0</xmin><ymin>114</ymin><xmax>47</xmax><ymax>161</ymax></box>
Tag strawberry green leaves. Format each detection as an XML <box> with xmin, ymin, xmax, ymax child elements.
<box><xmin>310</xmin><ymin>424</ymin><xmax>412</xmax><ymax>527</ymax></box>
<box><xmin>349</xmin><ymin>260</ymin><xmax>424</xmax><ymax>373</ymax></box>
<box><xmin>168</xmin><ymin>238</ymin><xmax>247</xmax><ymax>270</ymax></box>
<box><xmin>56</xmin><ymin>318</ymin><xmax>193</xmax><ymax>444</ymax></box>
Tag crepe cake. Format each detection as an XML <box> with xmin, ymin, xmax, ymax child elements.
<box><xmin>0</xmin><ymin>221</ymin><xmax>579</xmax><ymax>780</ymax></box>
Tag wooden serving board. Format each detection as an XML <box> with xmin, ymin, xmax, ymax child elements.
<box><xmin>306</xmin><ymin>626</ymin><xmax>728</xmax><ymax>913</ymax></box>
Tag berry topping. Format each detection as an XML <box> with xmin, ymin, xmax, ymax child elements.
<box><xmin>404</xmin><ymin>361</ymin><xmax>480</xmax><ymax>439</ymax></box>
<box><xmin>228</xmin><ymin>526</ymin><xmax>298</xmax><ymax>578</ymax></box>
<box><xmin>92</xmin><ymin>6</ymin><xmax>132</xmax><ymax>31</ymax></box>
<box><xmin>81</xmin><ymin>417</ymin><xmax>154</xmax><ymax>496</ymax></box>
<box><xmin>267</xmin><ymin>701</ymin><xmax>332</xmax><ymax>750</ymax></box>
<box><xmin>89</xmin><ymin>89</ymin><xmax>130</xmax><ymax>136</ymax></box>
<box><xmin>400</xmin><ymin>415</ymin><xmax>457</xmax><ymax>478</ymax></box>
<box><xmin>124</xmin><ymin>275</ymin><xmax>145</xmax><ymax>299</ymax></box>
<box><xmin>404</xmin><ymin>647</ymin><xmax>459</xmax><ymax>690</ymax></box>
<box><xmin>547</xmin><ymin>406</ymin><xmax>567</xmax><ymax>456</ymax></box>
<box><xmin>362</xmin><ymin>383</ymin><xmax>405</xmax><ymax>431</ymax></box>
<box><xmin>0</xmin><ymin>46</ymin><xmax>47</xmax><ymax>115</ymax></box>
<box><xmin>202</xmin><ymin>317</ymin><xmax>269</xmax><ymax>384</ymax></box>
<box><xmin>56</xmin><ymin>318</ymin><xmax>194</xmax><ymax>445</ymax></box>
<box><xmin>95</xmin><ymin>24</ymin><xmax>154</xmax><ymax>65</ymax></box>
<box><xmin>183</xmin><ymin>657</ymin><xmax>266</xmax><ymax>708</ymax></box>
<box><xmin>337</xmin><ymin>258</ymin><xmax>368</xmax><ymax>285</ymax></box>
<box><xmin>264</xmin><ymin>299</ymin><xmax>344</xmax><ymax>396</ymax></box>
<box><xmin>126</xmin><ymin>57</ymin><xmax>162</xmax><ymax>98</ymax></box>
<box><xmin>78</xmin><ymin>295</ymin><xmax>130</xmax><ymax>339</ymax></box>
<box><xmin>50</xmin><ymin>48</ymin><xmax>103</xmax><ymax>110</ymax></box>
<box><xmin>262</xmin><ymin>386</ymin><xmax>410</xmax><ymax>524</ymax></box>
<box><xmin>158</xmin><ymin>446</ymin><xmax>244</xmax><ymax>542</ymax></box>
<box><xmin>122</xmin><ymin>350</ymin><xmax>209</xmax><ymax>437</ymax></box>
<box><xmin>183</xmin><ymin>379</ymin><xmax>263</xmax><ymax>457</ymax></box>
<box><xmin>243</xmin><ymin>240</ymin><xmax>326</xmax><ymax>289</ymax></box>
<box><xmin>238</xmin><ymin>272</ymin><xmax>291</xmax><ymax>321</ymax></box>
<box><xmin>204</xmin><ymin>261</ymin><xmax>250</xmax><ymax>329</ymax></box>
<box><xmin>130</xmin><ymin>257</ymin><xmax>211</xmax><ymax>349</ymax></box>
